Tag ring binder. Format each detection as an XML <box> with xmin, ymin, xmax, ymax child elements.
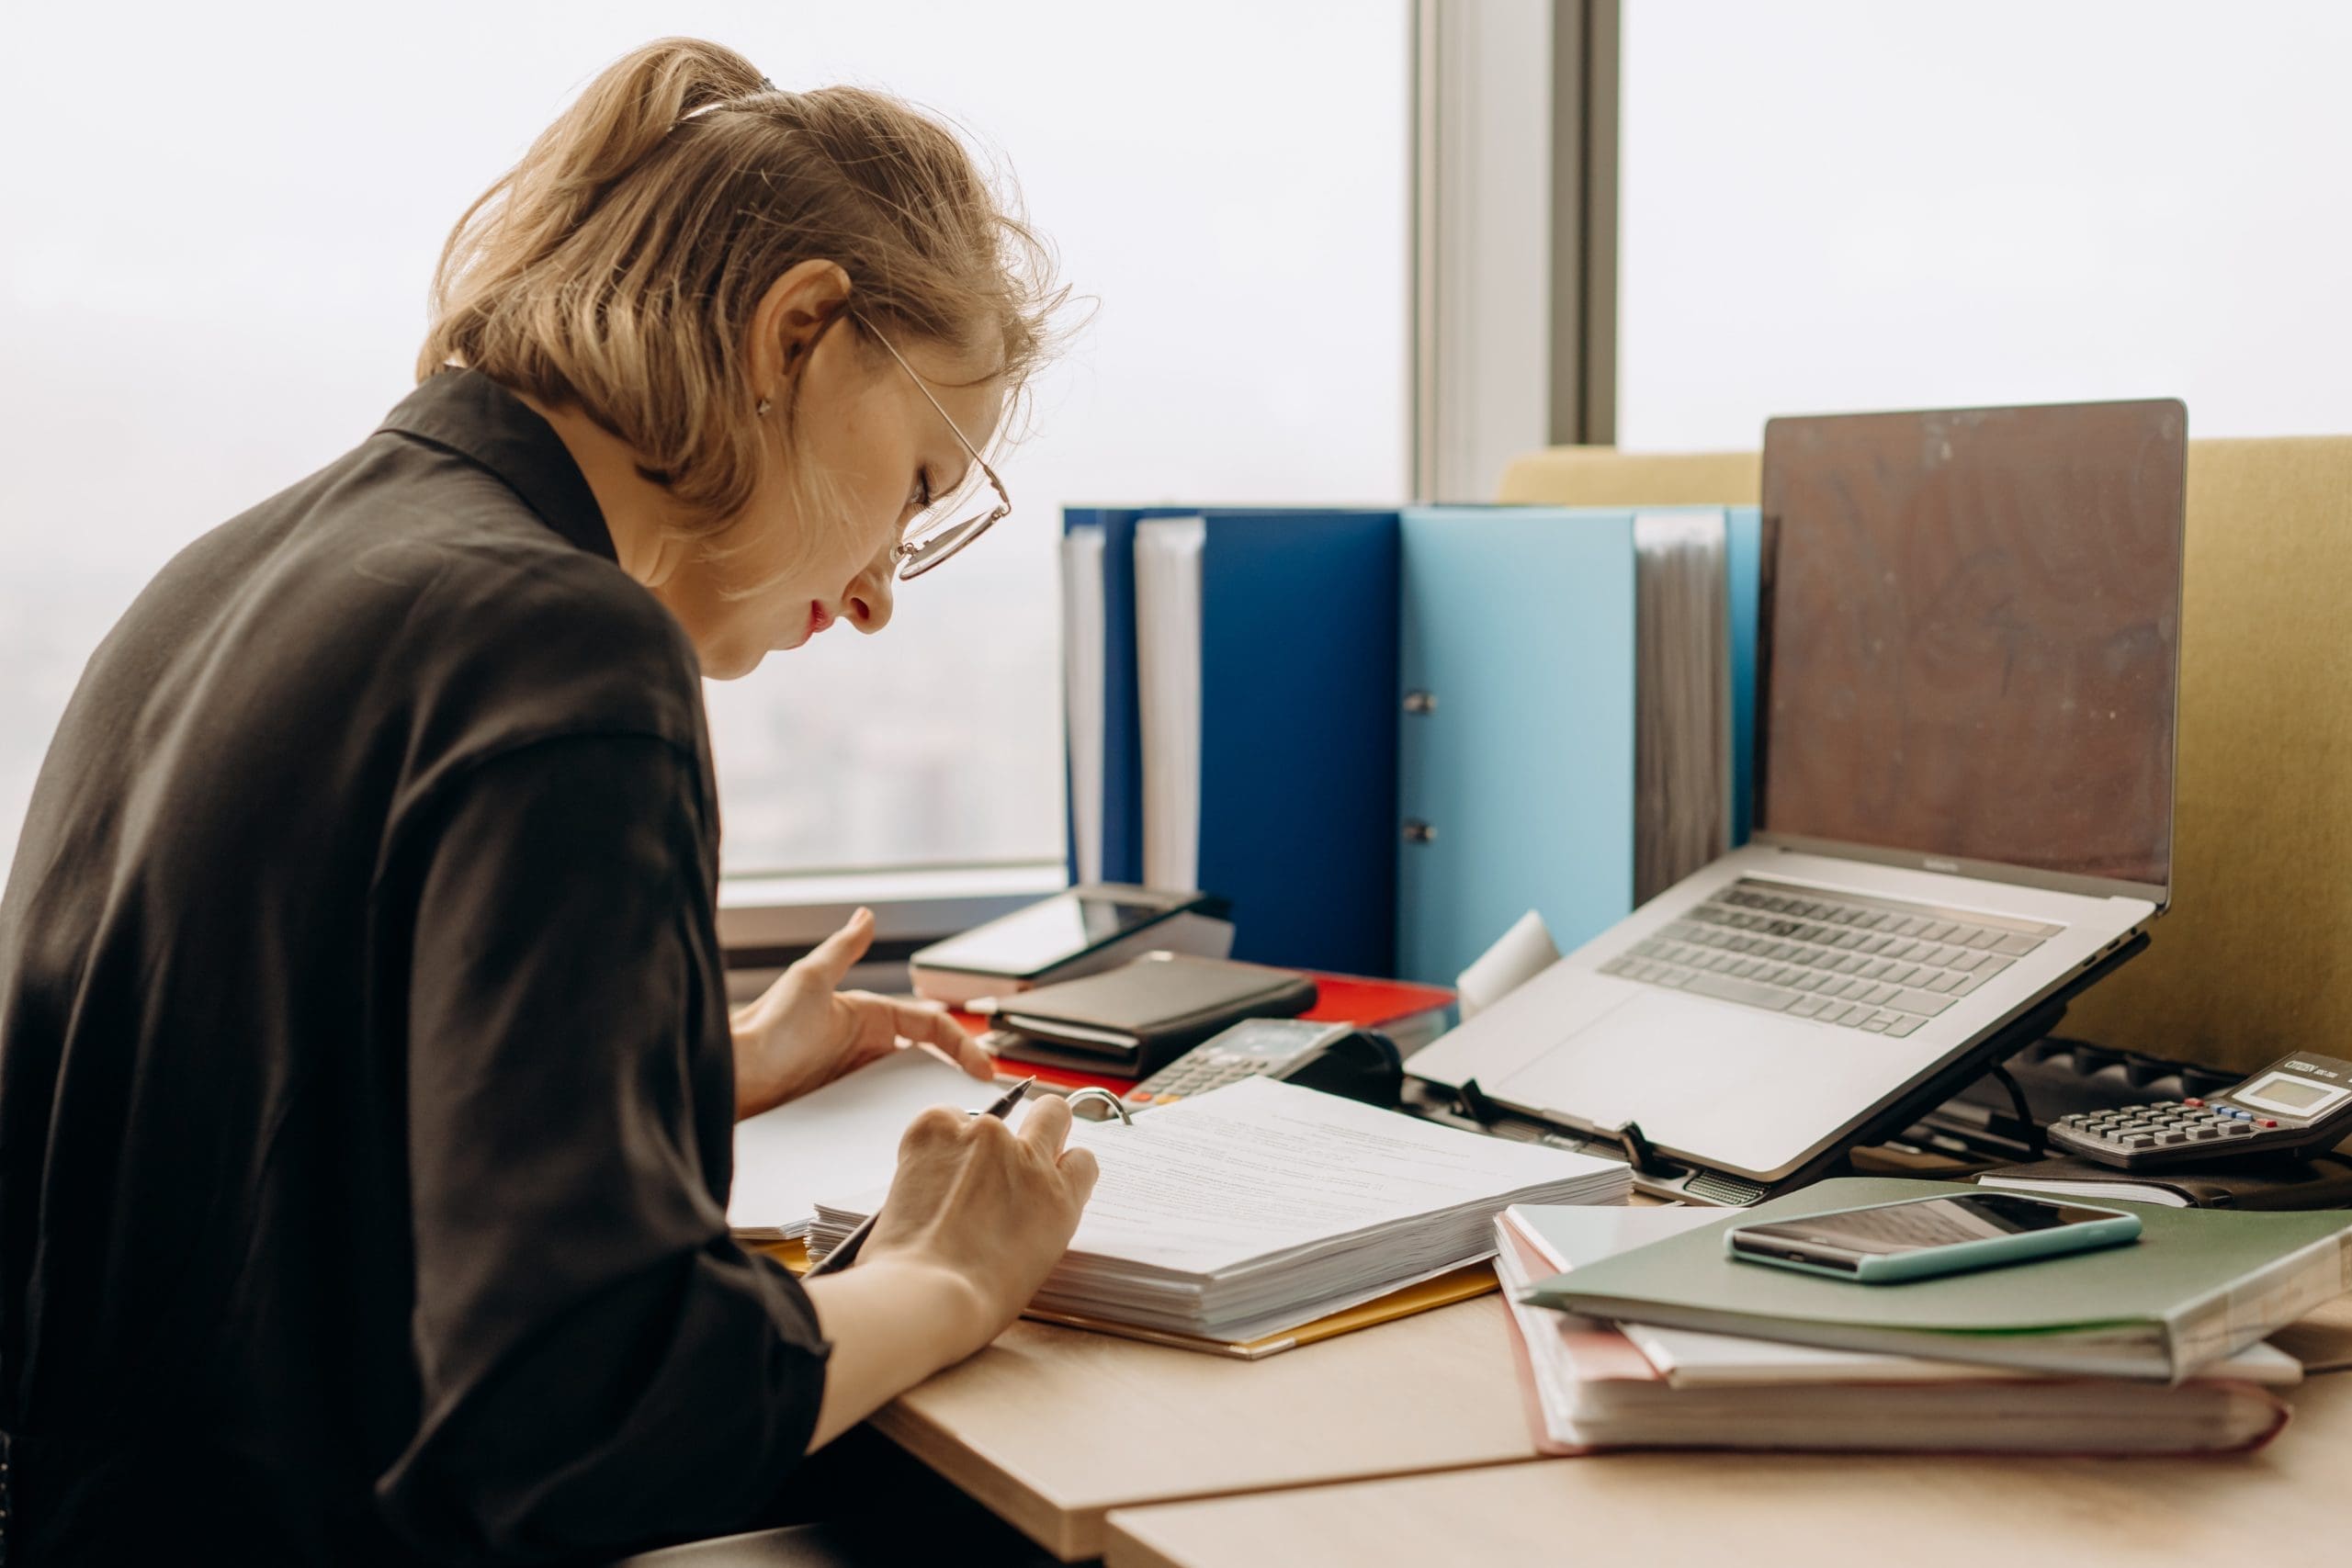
<box><xmin>1064</xmin><ymin>1087</ymin><xmax>1135</xmax><ymax>1125</ymax></box>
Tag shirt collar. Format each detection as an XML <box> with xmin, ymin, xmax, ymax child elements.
<box><xmin>376</xmin><ymin>368</ymin><xmax>617</xmax><ymax>563</ymax></box>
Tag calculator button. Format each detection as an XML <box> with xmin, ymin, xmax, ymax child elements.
<box><xmin>1129</xmin><ymin>1092</ymin><xmax>1156</xmax><ymax>1104</ymax></box>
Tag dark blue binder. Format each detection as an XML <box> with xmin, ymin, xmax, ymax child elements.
<box><xmin>1195</xmin><ymin>511</ymin><xmax>1400</xmax><ymax>976</ymax></box>
<box><xmin>1064</xmin><ymin>508</ymin><xmax>1400</xmax><ymax>975</ymax></box>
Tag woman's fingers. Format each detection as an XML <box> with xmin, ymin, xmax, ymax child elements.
<box><xmin>1057</xmin><ymin>1145</ymin><xmax>1102</xmax><ymax>1203</ymax></box>
<box><xmin>1015</xmin><ymin>1091</ymin><xmax>1074</xmax><ymax>1158</ymax></box>
<box><xmin>800</xmin><ymin>907</ymin><xmax>876</xmax><ymax>986</ymax></box>
<box><xmin>888</xmin><ymin>997</ymin><xmax>993</xmax><ymax>1080</ymax></box>
<box><xmin>842</xmin><ymin>992</ymin><xmax>995</xmax><ymax>1081</ymax></box>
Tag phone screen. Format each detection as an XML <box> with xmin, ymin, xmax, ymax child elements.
<box><xmin>1735</xmin><ymin>1194</ymin><xmax>2120</xmax><ymax>1261</ymax></box>
<box><xmin>918</xmin><ymin>893</ymin><xmax>1171</xmax><ymax>976</ymax></box>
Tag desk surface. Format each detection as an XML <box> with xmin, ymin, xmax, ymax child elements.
<box><xmin>873</xmin><ymin>1222</ymin><xmax>2352</xmax><ymax>1563</ymax></box>
<box><xmin>1103</xmin><ymin>1362</ymin><xmax>2352</xmax><ymax>1568</ymax></box>
<box><xmin>868</xmin><ymin>1291</ymin><xmax>1543</xmax><ymax>1561</ymax></box>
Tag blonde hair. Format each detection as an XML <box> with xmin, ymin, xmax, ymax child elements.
<box><xmin>420</xmin><ymin>37</ymin><xmax>1061</xmax><ymax>567</ymax></box>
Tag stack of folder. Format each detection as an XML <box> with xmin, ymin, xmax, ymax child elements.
<box><xmin>1497</xmin><ymin>1178</ymin><xmax>2352</xmax><ymax>1457</ymax></box>
<box><xmin>1061</xmin><ymin>504</ymin><xmax>1760</xmax><ymax>986</ymax></box>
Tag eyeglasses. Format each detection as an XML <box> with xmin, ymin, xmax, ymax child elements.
<box><xmin>851</xmin><ymin>310</ymin><xmax>1012</xmax><ymax>581</ymax></box>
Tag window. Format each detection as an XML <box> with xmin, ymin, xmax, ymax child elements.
<box><xmin>0</xmin><ymin>3</ymin><xmax>1409</xmax><ymax>886</ymax></box>
<box><xmin>1617</xmin><ymin>0</ymin><xmax>2352</xmax><ymax>449</ymax></box>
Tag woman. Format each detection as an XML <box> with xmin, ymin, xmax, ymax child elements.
<box><xmin>0</xmin><ymin>37</ymin><xmax>1096</xmax><ymax>1565</ymax></box>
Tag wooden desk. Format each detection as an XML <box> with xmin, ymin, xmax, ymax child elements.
<box><xmin>867</xmin><ymin>1292</ymin><xmax>1544</xmax><ymax>1561</ymax></box>
<box><xmin>866</xmin><ymin>1218</ymin><xmax>2352</xmax><ymax>1564</ymax></box>
<box><xmin>1103</xmin><ymin>1363</ymin><xmax>2352</xmax><ymax>1568</ymax></box>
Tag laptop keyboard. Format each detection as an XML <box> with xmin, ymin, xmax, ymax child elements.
<box><xmin>1598</xmin><ymin>879</ymin><xmax>2060</xmax><ymax>1038</ymax></box>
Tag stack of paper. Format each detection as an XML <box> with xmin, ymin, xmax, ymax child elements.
<box><xmin>810</xmin><ymin>1076</ymin><xmax>1628</xmax><ymax>1345</ymax></box>
<box><xmin>1497</xmin><ymin>1205</ymin><xmax>2300</xmax><ymax>1456</ymax></box>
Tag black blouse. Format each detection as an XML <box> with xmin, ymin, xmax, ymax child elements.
<box><xmin>0</xmin><ymin>370</ymin><xmax>830</xmax><ymax>1564</ymax></box>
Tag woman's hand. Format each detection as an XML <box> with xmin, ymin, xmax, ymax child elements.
<box><xmin>864</xmin><ymin>1093</ymin><xmax>1101</xmax><ymax>1338</ymax></box>
<box><xmin>730</xmin><ymin>907</ymin><xmax>996</xmax><ymax>1121</ymax></box>
<box><xmin>797</xmin><ymin>1094</ymin><xmax>1100</xmax><ymax>1448</ymax></box>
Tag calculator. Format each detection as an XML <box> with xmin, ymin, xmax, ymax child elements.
<box><xmin>1125</xmin><ymin>1019</ymin><xmax>1401</xmax><ymax>1109</ymax></box>
<box><xmin>2046</xmin><ymin>1050</ymin><xmax>2352</xmax><ymax>1170</ymax></box>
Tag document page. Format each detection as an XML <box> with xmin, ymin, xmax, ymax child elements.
<box><xmin>1057</xmin><ymin>1075</ymin><xmax>1618</xmax><ymax>1273</ymax></box>
<box><xmin>729</xmin><ymin>1047</ymin><xmax>999</xmax><ymax>1235</ymax></box>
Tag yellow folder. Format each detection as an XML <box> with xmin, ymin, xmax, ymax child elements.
<box><xmin>751</xmin><ymin>1236</ymin><xmax>1495</xmax><ymax>1359</ymax></box>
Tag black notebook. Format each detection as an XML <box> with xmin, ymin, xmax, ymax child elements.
<box><xmin>981</xmin><ymin>952</ymin><xmax>1317</xmax><ymax>1076</ymax></box>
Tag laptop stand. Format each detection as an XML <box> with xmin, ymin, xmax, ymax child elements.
<box><xmin>1431</xmin><ymin>934</ymin><xmax>2154</xmax><ymax>1207</ymax></box>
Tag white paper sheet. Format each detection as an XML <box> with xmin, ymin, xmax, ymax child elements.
<box><xmin>1455</xmin><ymin>908</ymin><xmax>1562</xmax><ymax>1018</ymax></box>
<box><xmin>1052</xmin><ymin>1075</ymin><xmax>1623</xmax><ymax>1273</ymax></box>
<box><xmin>728</xmin><ymin>1047</ymin><xmax>999</xmax><ymax>1236</ymax></box>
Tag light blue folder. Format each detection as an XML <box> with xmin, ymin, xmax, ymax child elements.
<box><xmin>1393</xmin><ymin>505</ymin><xmax>1760</xmax><ymax>987</ymax></box>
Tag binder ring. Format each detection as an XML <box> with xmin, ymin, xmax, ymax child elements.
<box><xmin>1064</xmin><ymin>1087</ymin><xmax>1135</xmax><ymax>1125</ymax></box>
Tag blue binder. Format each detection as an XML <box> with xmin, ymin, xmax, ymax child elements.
<box><xmin>1392</xmin><ymin>505</ymin><xmax>1761</xmax><ymax>986</ymax></box>
<box><xmin>1195</xmin><ymin>511</ymin><xmax>1399</xmax><ymax>975</ymax></box>
<box><xmin>1063</xmin><ymin>508</ymin><xmax>1399</xmax><ymax>975</ymax></box>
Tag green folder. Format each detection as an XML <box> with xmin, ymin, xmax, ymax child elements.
<box><xmin>1526</xmin><ymin>1178</ymin><xmax>2352</xmax><ymax>1382</ymax></box>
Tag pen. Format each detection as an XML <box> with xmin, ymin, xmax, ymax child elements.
<box><xmin>805</xmin><ymin>1076</ymin><xmax>1037</xmax><ymax>1277</ymax></box>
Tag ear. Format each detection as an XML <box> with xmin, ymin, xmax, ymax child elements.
<box><xmin>745</xmin><ymin>258</ymin><xmax>854</xmax><ymax>407</ymax></box>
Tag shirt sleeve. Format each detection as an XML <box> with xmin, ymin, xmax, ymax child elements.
<box><xmin>375</xmin><ymin>732</ymin><xmax>828</xmax><ymax>1562</ymax></box>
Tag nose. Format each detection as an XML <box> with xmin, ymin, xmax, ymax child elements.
<box><xmin>844</xmin><ymin>550</ymin><xmax>895</xmax><ymax>634</ymax></box>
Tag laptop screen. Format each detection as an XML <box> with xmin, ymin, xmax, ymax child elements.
<box><xmin>1757</xmin><ymin>400</ymin><xmax>2186</xmax><ymax>892</ymax></box>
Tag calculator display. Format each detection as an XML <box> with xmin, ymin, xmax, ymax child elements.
<box><xmin>2236</xmin><ymin>1073</ymin><xmax>2347</xmax><ymax>1118</ymax></box>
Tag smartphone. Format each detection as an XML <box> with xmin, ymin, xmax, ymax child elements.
<box><xmin>1724</xmin><ymin>1193</ymin><xmax>2142</xmax><ymax>1283</ymax></box>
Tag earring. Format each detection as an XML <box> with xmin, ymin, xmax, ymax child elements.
<box><xmin>756</xmin><ymin>397</ymin><xmax>772</xmax><ymax>416</ymax></box>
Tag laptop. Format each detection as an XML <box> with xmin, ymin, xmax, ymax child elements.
<box><xmin>1409</xmin><ymin>399</ymin><xmax>2188</xmax><ymax>1194</ymax></box>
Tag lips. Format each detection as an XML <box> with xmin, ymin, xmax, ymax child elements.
<box><xmin>807</xmin><ymin>602</ymin><xmax>836</xmax><ymax>640</ymax></box>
